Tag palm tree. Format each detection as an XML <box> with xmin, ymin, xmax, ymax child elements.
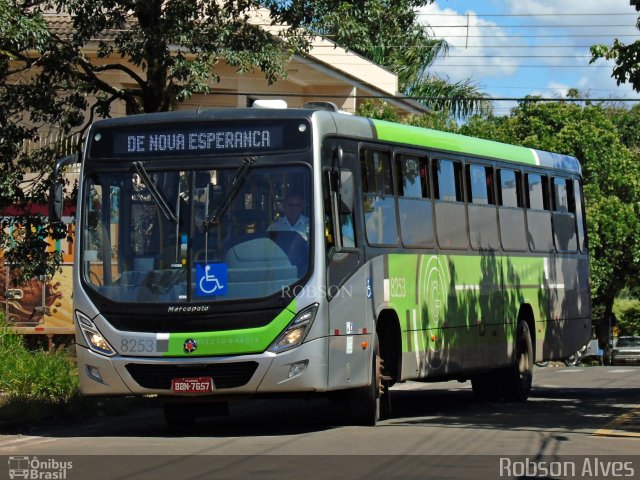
<box><xmin>307</xmin><ymin>0</ymin><xmax>492</xmax><ymax>118</ymax></box>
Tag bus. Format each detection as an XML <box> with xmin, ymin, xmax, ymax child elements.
<box><xmin>50</xmin><ymin>103</ymin><xmax>590</xmax><ymax>426</ymax></box>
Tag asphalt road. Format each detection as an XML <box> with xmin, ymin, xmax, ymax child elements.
<box><xmin>1</xmin><ymin>365</ymin><xmax>639</xmax><ymax>479</ymax></box>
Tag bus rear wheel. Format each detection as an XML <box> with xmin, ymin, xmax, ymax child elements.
<box><xmin>502</xmin><ymin>321</ymin><xmax>533</xmax><ymax>402</ymax></box>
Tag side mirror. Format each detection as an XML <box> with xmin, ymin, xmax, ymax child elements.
<box><xmin>49</xmin><ymin>182</ymin><xmax>64</xmax><ymax>222</ymax></box>
<box><xmin>49</xmin><ymin>154</ymin><xmax>79</xmax><ymax>222</ymax></box>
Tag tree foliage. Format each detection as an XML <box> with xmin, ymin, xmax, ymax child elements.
<box><xmin>0</xmin><ymin>0</ymin><xmax>79</xmax><ymax>281</ymax></box>
<box><xmin>591</xmin><ymin>39</ymin><xmax>640</xmax><ymax>92</ymax></box>
<box><xmin>590</xmin><ymin>5</ymin><xmax>640</xmax><ymax>93</ymax></box>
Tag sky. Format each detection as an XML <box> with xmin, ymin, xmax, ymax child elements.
<box><xmin>419</xmin><ymin>0</ymin><xmax>640</xmax><ymax>115</ymax></box>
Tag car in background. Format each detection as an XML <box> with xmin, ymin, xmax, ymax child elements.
<box><xmin>611</xmin><ymin>336</ymin><xmax>640</xmax><ymax>366</ymax></box>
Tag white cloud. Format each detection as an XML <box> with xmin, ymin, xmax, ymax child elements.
<box><xmin>419</xmin><ymin>4</ymin><xmax>524</xmax><ymax>82</ymax></box>
<box><xmin>418</xmin><ymin>0</ymin><xmax>640</xmax><ymax>104</ymax></box>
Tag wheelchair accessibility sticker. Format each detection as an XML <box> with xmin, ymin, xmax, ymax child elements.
<box><xmin>196</xmin><ymin>263</ymin><xmax>228</xmax><ymax>296</ymax></box>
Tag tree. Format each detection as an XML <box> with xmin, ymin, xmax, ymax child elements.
<box><xmin>460</xmin><ymin>100</ymin><xmax>640</xmax><ymax>333</ymax></box>
<box><xmin>590</xmin><ymin>4</ymin><xmax>640</xmax><ymax>92</ymax></box>
<box><xmin>4</xmin><ymin>1</ymin><xmax>321</xmax><ymax>118</ymax></box>
<box><xmin>308</xmin><ymin>0</ymin><xmax>492</xmax><ymax>118</ymax></box>
<box><xmin>0</xmin><ymin>0</ymin><xmax>81</xmax><ymax>281</ymax></box>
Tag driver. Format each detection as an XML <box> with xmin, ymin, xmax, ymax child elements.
<box><xmin>267</xmin><ymin>191</ymin><xmax>309</xmax><ymax>241</ymax></box>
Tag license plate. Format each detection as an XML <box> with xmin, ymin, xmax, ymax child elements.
<box><xmin>171</xmin><ymin>377</ymin><xmax>214</xmax><ymax>393</ymax></box>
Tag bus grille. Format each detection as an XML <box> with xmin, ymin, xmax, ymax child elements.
<box><xmin>105</xmin><ymin>308</ymin><xmax>282</xmax><ymax>333</ymax></box>
<box><xmin>125</xmin><ymin>361</ymin><xmax>259</xmax><ymax>390</ymax></box>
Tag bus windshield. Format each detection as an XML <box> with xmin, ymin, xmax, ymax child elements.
<box><xmin>82</xmin><ymin>164</ymin><xmax>311</xmax><ymax>303</ymax></box>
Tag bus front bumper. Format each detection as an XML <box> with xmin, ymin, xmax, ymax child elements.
<box><xmin>76</xmin><ymin>336</ymin><xmax>329</xmax><ymax>397</ymax></box>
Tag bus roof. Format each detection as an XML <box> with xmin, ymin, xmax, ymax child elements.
<box><xmin>370</xmin><ymin>119</ymin><xmax>582</xmax><ymax>175</ymax></box>
<box><xmin>86</xmin><ymin>108</ymin><xmax>581</xmax><ymax>175</ymax></box>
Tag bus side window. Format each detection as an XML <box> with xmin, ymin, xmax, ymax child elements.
<box><xmin>574</xmin><ymin>179</ymin><xmax>587</xmax><ymax>252</ymax></box>
<box><xmin>525</xmin><ymin>172</ymin><xmax>553</xmax><ymax>252</ymax></box>
<box><xmin>396</xmin><ymin>154</ymin><xmax>434</xmax><ymax>247</ymax></box>
<box><xmin>433</xmin><ymin>158</ymin><xmax>463</xmax><ymax>202</ymax></box>
<box><xmin>433</xmin><ymin>159</ymin><xmax>467</xmax><ymax>249</ymax></box>
<box><xmin>552</xmin><ymin>177</ymin><xmax>577</xmax><ymax>252</ymax></box>
<box><xmin>466</xmin><ymin>163</ymin><xmax>499</xmax><ymax>250</ymax></box>
<box><xmin>467</xmin><ymin>163</ymin><xmax>495</xmax><ymax>205</ymax></box>
<box><xmin>497</xmin><ymin>168</ymin><xmax>527</xmax><ymax>252</ymax></box>
<box><xmin>498</xmin><ymin>168</ymin><xmax>522</xmax><ymax>208</ymax></box>
<box><xmin>361</xmin><ymin>149</ymin><xmax>398</xmax><ymax>246</ymax></box>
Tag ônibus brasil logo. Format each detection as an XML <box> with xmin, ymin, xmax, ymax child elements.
<box><xmin>183</xmin><ymin>338</ymin><xmax>198</xmax><ymax>354</ymax></box>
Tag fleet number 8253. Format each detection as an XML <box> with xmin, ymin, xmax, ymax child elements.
<box><xmin>120</xmin><ymin>338</ymin><xmax>154</xmax><ymax>353</ymax></box>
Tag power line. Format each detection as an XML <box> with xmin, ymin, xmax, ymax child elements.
<box><xmin>207</xmin><ymin>91</ymin><xmax>640</xmax><ymax>102</ymax></box>
<box><xmin>418</xmin><ymin>12</ymin><xmax>638</xmax><ymax>17</ymax></box>
<box><xmin>426</xmin><ymin>65</ymin><xmax>615</xmax><ymax>68</ymax></box>
<box><xmin>427</xmin><ymin>34</ymin><xmax>639</xmax><ymax>38</ymax></box>
<box><xmin>428</xmin><ymin>24</ymin><xmax>637</xmax><ymax>28</ymax></box>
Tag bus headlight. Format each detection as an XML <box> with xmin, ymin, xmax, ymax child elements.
<box><xmin>268</xmin><ymin>304</ymin><xmax>318</xmax><ymax>353</ymax></box>
<box><xmin>76</xmin><ymin>311</ymin><xmax>116</xmax><ymax>357</ymax></box>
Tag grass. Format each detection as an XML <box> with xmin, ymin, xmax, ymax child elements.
<box><xmin>0</xmin><ymin>319</ymin><xmax>84</xmax><ymax>428</ymax></box>
<box><xmin>0</xmin><ymin>317</ymin><xmax>157</xmax><ymax>431</ymax></box>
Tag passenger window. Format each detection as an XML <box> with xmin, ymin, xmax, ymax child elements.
<box><xmin>396</xmin><ymin>155</ymin><xmax>429</xmax><ymax>198</ymax></box>
<box><xmin>551</xmin><ymin>177</ymin><xmax>577</xmax><ymax>252</ymax></box>
<box><xmin>498</xmin><ymin>169</ymin><xmax>522</xmax><ymax>208</ymax></box>
<box><xmin>361</xmin><ymin>149</ymin><xmax>398</xmax><ymax>245</ymax></box>
<box><xmin>433</xmin><ymin>159</ymin><xmax>463</xmax><ymax>202</ymax></box>
<box><xmin>552</xmin><ymin>177</ymin><xmax>575</xmax><ymax>213</ymax></box>
<box><xmin>467</xmin><ymin>164</ymin><xmax>495</xmax><ymax>205</ymax></box>
<box><xmin>526</xmin><ymin>173</ymin><xmax>550</xmax><ymax>211</ymax></box>
<box><xmin>362</xmin><ymin>149</ymin><xmax>393</xmax><ymax>196</ymax></box>
<box><xmin>574</xmin><ymin>179</ymin><xmax>587</xmax><ymax>251</ymax></box>
<box><xmin>396</xmin><ymin>154</ymin><xmax>434</xmax><ymax>247</ymax></box>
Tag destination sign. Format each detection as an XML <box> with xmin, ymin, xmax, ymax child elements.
<box><xmin>114</xmin><ymin>126</ymin><xmax>283</xmax><ymax>155</ymax></box>
<box><xmin>88</xmin><ymin>120</ymin><xmax>310</xmax><ymax>159</ymax></box>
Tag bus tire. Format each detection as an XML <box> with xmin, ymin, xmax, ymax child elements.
<box><xmin>163</xmin><ymin>403</ymin><xmax>196</xmax><ymax>430</ymax></box>
<box><xmin>348</xmin><ymin>338</ymin><xmax>382</xmax><ymax>426</ymax></box>
<box><xmin>502</xmin><ymin>320</ymin><xmax>533</xmax><ymax>402</ymax></box>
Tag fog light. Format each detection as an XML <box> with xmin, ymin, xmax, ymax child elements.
<box><xmin>288</xmin><ymin>360</ymin><xmax>309</xmax><ymax>378</ymax></box>
<box><xmin>87</xmin><ymin>365</ymin><xmax>103</xmax><ymax>383</ymax></box>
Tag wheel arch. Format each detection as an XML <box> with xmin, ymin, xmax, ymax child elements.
<box><xmin>376</xmin><ymin>308</ymin><xmax>402</xmax><ymax>385</ymax></box>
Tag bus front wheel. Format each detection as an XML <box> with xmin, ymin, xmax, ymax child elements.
<box><xmin>348</xmin><ymin>338</ymin><xmax>383</xmax><ymax>426</ymax></box>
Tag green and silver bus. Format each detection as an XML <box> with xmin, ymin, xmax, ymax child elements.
<box><xmin>51</xmin><ymin>104</ymin><xmax>590</xmax><ymax>426</ymax></box>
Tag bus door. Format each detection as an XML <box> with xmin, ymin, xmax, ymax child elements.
<box><xmin>323</xmin><ymin>140</ymin><xmax>361</xmax><ymax>290</ymax></box>
<box><xmin>323</xmin><ymin>140</ymin><xmax>369</xmax><ymax>389</ymax></box>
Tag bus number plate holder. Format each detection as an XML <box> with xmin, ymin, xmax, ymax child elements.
<box><xmin>171</xmin><ymin>377</ymin><xmax>214</xmax><ymax>393</ymax></box>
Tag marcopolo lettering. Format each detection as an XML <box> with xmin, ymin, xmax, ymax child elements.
<box><xmin>126</xmin><ymin>129</ymin><xmax>272</xmax><ymax>153</ymax></box>
<box><xmin>167</xmin><ymin>305</ymin><xmax>210</xmax><ymax>313</ymax></box>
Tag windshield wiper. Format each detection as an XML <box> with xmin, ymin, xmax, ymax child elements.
<box><xmin>132</xmin><ymin>161</ymin><xmax>178</xmax><ymax>224</ymax></box>
<box><xmin>205</xmin><ymin>156</ymin><xmax>255</xmax><ymax>228</ymax></box>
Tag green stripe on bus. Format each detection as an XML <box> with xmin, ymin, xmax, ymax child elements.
<box><xmin>371</xmin><ymin>120</ymin><xmax>537</xmax><ymax>165</ymax></box>
<box><xmin>163</xmin><ymin>300</ymin><xmax>297</xmax><ymax>356</ymax></box>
